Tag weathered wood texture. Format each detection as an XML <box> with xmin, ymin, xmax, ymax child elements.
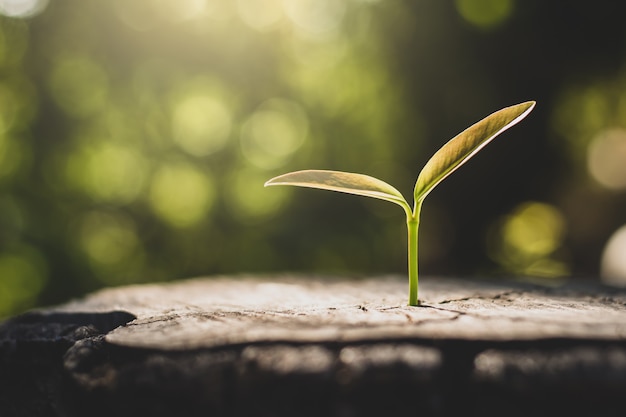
<box><xmin>3</xmin><ymin>275</ymin><xmax>626</xmax><ymax>417</ymax></box>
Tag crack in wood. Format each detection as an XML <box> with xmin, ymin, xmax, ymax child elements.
<box><xmin>437</xmin><ymin>290</ymin><xmax>525</xmax><ymax>305</ymax></box>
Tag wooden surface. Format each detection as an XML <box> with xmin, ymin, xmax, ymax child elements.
<box><xmin>53</xmin><ymin>275</ymin><xmax>626</xmax><ymax>348</ymax></box>
<box><xmin>3</xmin><ymin>275</ymin><xmax>626</xmax><ymax>417</ymax></box>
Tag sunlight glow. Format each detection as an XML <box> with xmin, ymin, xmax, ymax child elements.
<box><xmin>601</xmin><ymin>225</ymin><xmax>626</xmax><ymax>286</ymax></box>
<box><xmin>149</xmin><ymin>161</ymin><xmax>215</xmax><ymax>228</ymax></box>
<box><xmin>588</xmin><ymin>128</ymin><xmax>626</xmax><ymax>190</ymax></box>
<box><xmin>0</xmin><ymin>0</ymin><xmax>48</xmax><ymax>18</ymax></box>
<box><xmin>240</xmin><ymin>98</ymin><xmax>308</xmax><ymax>169</ymax></box>
<box><xmin>283</xmin><ymin>0</ymin><xmax>346</xmax><ymax>39</ymax></box>
<box><xmin>114</xmin><ymin>0</ymin><xmax>160</xmax><ymax>31</ymax></box>
<box><xmin>114</xmin><ymin>0</ymin><xmax>221</xmax><ymax>31</ymax></box>
<box><xmin>66</xmin><ymin>141</ymin><xmax>148</xmax><ymax>204</ymax></box>
<box><xmin>489</xmin><ymin>202</ymin><xmax>569</xmax><ymax>278</ymax></box>
<box><xmin>236</xmin><ymin>0</ymin><xmax>283</xmax><ymax>31</ymax></box>
<box><xmin>157</xmin><ymin>0</ymin><xmax>211</xmax><ymax>22</ymax></box>
<box><xmin>287</xmin><ymin>34</ymin><xmax>348</xmax><ymax>70</ymax></box>
<box><xmin>503</xmin><ymin>202</ymin><xmax>565</xmax><ymax>256</ymax></box>
<box><xmin>172</xmin><ymin>94</ymin><xmax>232</xmax><ymax>157</ymax></box>
<box><xmin>226</xmin><ymin>167</ymin><xmax>289</xmax><ymax>222</ymax></box>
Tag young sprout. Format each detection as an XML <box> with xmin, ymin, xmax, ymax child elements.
<box><xmin>265</xmin><ymin>101</ymin><xmax>536</xmax><ymax>306</ymax></box>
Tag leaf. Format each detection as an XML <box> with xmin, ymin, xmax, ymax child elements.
<box><xmin>413</xmin><ymin>101</ymin><xmax>536</xmax><ymax>204</ymax></box>
<box><xmin>265</xmin><ymin>169</ymin><xmax>412</xmax><ymax>216</ymax></box>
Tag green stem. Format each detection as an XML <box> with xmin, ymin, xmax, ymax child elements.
<box><xmin>407</xmin><ymin>204</ymin><xmax>421</xmax><ymax>306</ymax></box>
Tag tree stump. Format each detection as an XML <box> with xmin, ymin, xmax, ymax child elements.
<box><xmin>2</xmin><ymin>275</ymin><xmax>626</xmax><ymax>416</ymax></box>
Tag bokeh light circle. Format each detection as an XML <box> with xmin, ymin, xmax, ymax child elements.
<box><xmin>587</xmin><ymin>128</ymin><xmax>626</xmax><ymax>190</ymax></box>
<box><xmin>0</xmin><ymin>0</ymin><xmax>48</xmax><ymax>18</ymax></box>
<box><xmin>601</xmin><ymin>225</ymin><xmax>626</xmax><ymax>286</ymax></box>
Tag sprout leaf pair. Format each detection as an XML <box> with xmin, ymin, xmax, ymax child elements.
<box><xmin>265</xmin><ymin>101</ymin><xmax>536</xmax><ymax>306</ymax></box>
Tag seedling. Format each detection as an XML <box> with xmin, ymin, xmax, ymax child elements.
<box><xmin>265</xmin><ymin>101</ymin><xmax>536</xmax><ymax>306</ymax></box>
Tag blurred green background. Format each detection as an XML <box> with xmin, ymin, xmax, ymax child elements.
<box><xmin>1</xmin><ymin>0</ymin><xmax>626</xmax><ymax>318</ymax></box>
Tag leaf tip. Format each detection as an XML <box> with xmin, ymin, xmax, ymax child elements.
<box><xmin>519</xmin><ymin>100</ymin><xmax>537</xmax><ymax>114</ymax></box>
